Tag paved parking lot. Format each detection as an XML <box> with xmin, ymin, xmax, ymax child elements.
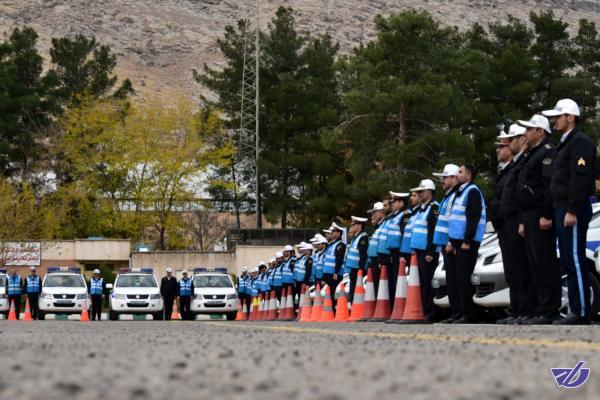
<box><xmin>0</xmin><ymin>321</ymin><xmax>598</xmax><ymax>400</ymax></box>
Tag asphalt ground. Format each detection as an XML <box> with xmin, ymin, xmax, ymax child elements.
<box><xmin>0</xmin><ymin>321</ymin><xmax>598</xmax><ymax>400</ymax></box>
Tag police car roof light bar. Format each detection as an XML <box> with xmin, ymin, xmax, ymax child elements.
<box><xmin>193</xmin><ymin>267</ymin><xmax>208</xmax><ymax>273</ymax></box>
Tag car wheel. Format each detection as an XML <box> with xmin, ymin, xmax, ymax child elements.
<box><xmin>153</xmin><ymin>312</ymin><xmax>164</xmax><ymax>321</ymax></box>
<box><xmin>226</xmin><ymin>312</ymin><xmax>236</xmax><ymax>321</ymax></box>
<box><xmin>109</xmin><ymin>310</ymin><xmax>118</xmax><ymax>321</ymax></box>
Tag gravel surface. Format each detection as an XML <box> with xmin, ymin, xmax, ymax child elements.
<box><xmin>0</xmin><ymin>321</ymin><xmax>598</xmax><ymax>400</ymax></box>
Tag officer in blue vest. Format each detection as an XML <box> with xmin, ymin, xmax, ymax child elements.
<box><xmin>88</xmin><ymin>269</ymin><xmax>106</xmax><ymax>321</ymax></box>
<box><xmin>385</xmin><ymin>192</ymin><xmax>410</xmax><ymax>301</ymax></box>
<box><xmin>294</xmin><ymin>243</ymin><xmax>314</xmax><ymax>308</ymax></box>
<box><xmin>345</xmin><ymin>216</ymin><xmax>369</xmax><ymax>303</ymax></box>
<box><xmin>311</xmin><ymin>234</ymin><xmax>327</xmax><ymax>286</ymax></box>
<box><xmin>177</xmin><ymin>270</ymin><xmax>194</xmax><ymax>320</ymax></box>
<box><xmin>322</xmin><ymin>222</ymin><xmax>347</xmax><ymax>308</ymax></box>
<box><xmin>24</xmin><ymin>266</ymin><xmax>42</xmax><ymax>319</ymax></box>
<box><xmin>432</xmin><ymin>164</ymin><xmax>461</xmax><ymax>323</ymax></box>
<box><xmin>376</xmin><ymin>199</ymin><xmax>393</xmax><ymax>280</ymax></box>
<box><xmin>409</xmin><ymin>179</ymin><xmax>441</xmax><ymax>322</ymax></box>
<box><xmin>272</xmin><ymin>251</ymin><xmax>285</xmax><ymax>301</ymax></box>
<box><xmin>7</xmin><ymin>268</ymin><xmax>23</xmax><ymax>319</ymax></box>
<box><xmin>447</xmin><ymin>165</ymin><xmax>487</xmax><ymax>323</ymax></box>
<box><xmin>281</xmin><ymin>245</ymin><xmax>296</xmax><ymax>297</ymax></box>
<box><xmin>544</xmin><ymin>100</ymin><xmax>597</xmax><ymax>325</ymax></box>
<box><xmin>237</xmin><ymin>267</ymin><xmax>250</xmax><ymax>314</ymax></box>
<box><xmin>399</xmin><ymin>191</ymin><xmax>421</xmax><ymax>270</ymax></box>
<box><xmin>257</xmin><ymin>263</ymin><xmax>268</xmax><ymax>295</ymax></box>
<box><xmin>367</xmin><ymin>202</ymin><xmax>386</xmax><ymax>294</ymax></box>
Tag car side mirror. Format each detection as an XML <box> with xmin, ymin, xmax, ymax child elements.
<box><xmin>106</xmin><ymin>283</ymin><xmax>113</xmax><ymax>290</ymax></box>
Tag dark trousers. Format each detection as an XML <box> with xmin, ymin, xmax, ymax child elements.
<box><xmin>322</xmin><ymin>273</ymin><xmax>340</xmax><ymax>310</ymax></box>
<box><xmin>7</xmin><ymin>295</ymin><xmax>21</xmax><ymax>319</ymax></box>
<box><xmin>27</xmin><ymin>294</ymin><xmax>40</xmax><ymax>319</ymax></box>
<box><xmin>443</xmin><ymin>251</ymin><xmax>461</xmax><ymax>320</ymax></box>
<box><xmin>522</xmin><ymin>209</ymin><xmax>562</xmax><ymax>317</ymax></box>
<box><xmin>556</xmin><ymin>204</ymin><xmax>592</xmax><ymax>318</ymax></box>
<box><xmin>367</xmin><ymin>262</ymin><xmax>381</xmax><ymax>296</ymax></box>
<box><xmin>389</xmin><ymin>250</ymin><xmax>400</xmax><ymax>301</ymax></box>
<box><xmin>453</xmin><ymin>241</ymin><xmax>480</xmax><ymax>321</ymax></box>
<box><xmin>164</xmin><ymin>296</ymin><xmax>175</xmax><ymax>320</ymax></box>
<box><xmin>179</xmin><ymin>296</ymin><xmax>191</xmax><ymax>320</ymax></box>
<box><xmin>91</xmin><ymin>295</ymin><xmax>102</xmax><ymax>320</ymax></box>
<box><xmin>503</xmin><ymin>215</ymin><xmax>537</xmax><ymax>316</ymax></box>
<box><xmin>238</xmin><ymin>293</ymin><xmax>250</xmax><ymax>314</ymax></box>
<box><xmin>416</xmin><ymin>250</ymin><xmax>439</xmax><ymax>319</ymax></box>
<box><xmin>348</xmin><ymin>268</ymin><xmax>359</xmax><ymax>303</ymax></box>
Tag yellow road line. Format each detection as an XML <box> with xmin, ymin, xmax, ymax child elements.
<box><xmin>205</xmin><ymin>322</ymin><xmax>600</xmax><ymax>352</ymax></box>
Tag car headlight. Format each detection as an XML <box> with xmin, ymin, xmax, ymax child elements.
<box><xmin>150</xmin><ymin>294</ymin><xmax>161</xmax><ymax>300</ymax></box>
<box><xmin>471</xmin><ymin>274</ymin><xmax>481</xmax><ymax>285</ymax></box>
<box><xmin>431</xmin><ymin>279</ymin><xmax>440</xmax><ymax>289</ymax></box>
<box><xmin>115</xmin><ymin>293</ymin><xmax>127</xmax><ymax>300</ymax></box>
<box><xmin>42</xmin><ymin>292</ymin><xmax>53</xmax><ymax>299</ymax></box>
<box><xmin>226</xmin><ymin>294</ymin><xmax>237</xmax><ymax>300</ymax></box>
<box><xmin>0</xmin><ymin>294</ymin><xmax>6</xmax><ymax>299</ymax></box>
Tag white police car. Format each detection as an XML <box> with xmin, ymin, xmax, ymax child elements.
<box><xmin>107</xmin><ymin>268</ymin><xmax>164</xmax><ymax>320</ymax></box>
<box><xmin>0</xmin><ymin>269</ymin><xmax>8</xmax><ymax>318</ymax></box>
<box><xmin>38</xmin><ymin>267</ymin><xmax>90</xmax><ymax>320</ymax></box>
<box><xmin>190</xmin><ymin>268</ymin><xmax>238</xmax><ymax>320</ymax></box>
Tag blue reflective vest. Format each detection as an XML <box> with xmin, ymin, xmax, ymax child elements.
<box><xmin>385</xmin><ymin>211</ymin><xmax>408</xmax><ymax>250</ymax></box>
<box><xmin>179</xmin><ymin>278</ymin><xmax>193</xmax><ymax>296</ymax></box>
<box><xmin>26</xmin><ymin>275</ymin><xmax>41</xmax><ymax>294</ymax></box>
<box><xmin>7</xmin><ymin>275</ymin><xmax>22</xmax><ymax>296</ymax></box>
<box><xmin>323</xmin><ymin>240</ymin><xmax>341</xmax><ymax>274</ymax></box>
<box><xmin>433</xmin><ymin>191</ymin><xmax>457</xmax><ymax>246</ymax></box>
<box><xmin>90</xmin><ymin>278</ymin><xmax>103</xmax><ymax>295</ymax></box>
<box><xmin>367</xmin><ymin>224</ymin><xmax>382</xmax><ymax>259</ymax></box>
<box><xmin>282</xmin><ymin>257</ymin><xmax>295</xmax><ymax>284</ymax></box>
<box><xmin>273</xmin><ymin>264</ymin><xmax>283</xmax><ymax>287</ymax></box>
<box><xmin>410</xmin><ymin>201</ymin><xmax>440</xmax><ymax>251</ymax></box>
<box><xmin>376</xmin><ymin>218</ymin><xmax>391</xmax><ymax>255</ymax></box>
<box><xmin>345</xmin><ymin>232</ymin><xmax>368</xmax><ymax>270</ymax></box>
<box><xmin>400</xmin><ymin>212</ymin><xmax>417</xmax><ymax>254</ymax></box>
<box><xmin>260</xmin><ymin>272</ymin><xmax>270</xmax><ymax>292</ymax></box>
<box><xmin>448</xmin><ymin>183</ymin><xmax>486</xmax><ymax>242</ymax></box>
<box><xmin>237</xmin><ymin>275</ymin><xmax>247</xmax><ymax>295</ymax></box>
<box><xmin>250</xmin><ymin>278</ymin><xmax>259</xmax><ymax>296</ymax></box>
<box><xmin>312</xmin><ymin>251</ymin><xmax>324</xmax><ymax>280</ymax></box>
<box><xmin>244</xmin><ymin>276</ymin><xmax>253</xmax><ymax>295</ymax></box>
<box><xmin>294</xmin><ymin>256</ymin><xmax>307</xmax><ymax>282</ymax></box>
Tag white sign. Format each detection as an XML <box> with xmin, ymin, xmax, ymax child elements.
<box><xmin>2</xmin><ymin>242</ymin><xmax>41</xmax><ymax>266</ymax></box>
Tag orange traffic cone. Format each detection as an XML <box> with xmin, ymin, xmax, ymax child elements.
<box><xmin>296</xmin><ymin>284</ymin><xmax>305</xmax><ymax>321</ymax></box>
<box><xmin>258</xmin><ymin>293</ymin><xmax>265</xmax><ymax>321</ymax></box>
<box><xmin>249</xmin><ymin>296</ymin><xmax>257</xmax><ymax>321</ymax></box>
<box><xmin>387</xmin><ymin>258</ymin><xmax>408</xmax><ymax>323</ymax></box>
<box><xmin>350</xmin><ymin>269</ymin><xmax>365</xmax><ymax>321</ymax></box>
<box><xmin>398</xmin><ymin>253</ymin><xmax>425</xmax><ymax>323</ymax></box>
<box><xmin>80</xmin><ymin>299</ymin><xmax>90</xmax><ymax>322</ymax></box>
<box><xmin>299</xmin><ymin>286</ymin><xmax>313</xmax><ymax>322</ymax></box>
<box><xmin>359</xmin><ymin>267</ymin><xmax>376</xmax><ymax>321</ymax></box>
<box><xmin>235</xmin><ymin>298</ymin><xmax>247</xmax><ymax>321</ymax></box>
<box><xmin>171</xmin><ymin>299</ymin><xmax>181</xmax><ymax>320</ymax></box>
<box><xmin>319</xmin><ymin>286</ymin><xmax>335</xmax><ymax>322</ymax></box>
<box><xmin>334</xmin><ymin>283</ymin><xmax>350</xmax><ymax>322</ymax></box>
<box><xmin>283</xmin><ymin>287</ymin><xmax>295</xmax><ymax>321</ymax></box>
<box><xmin>23</xmin><ymin>297</ymin><xmax>33</xmax><ymax>321</ymax></box>
<box><xmin>267</xmin><ymin>290</ymin><xmax>277</xmax><ymax>321</ymax></box>
<box><xmin>310</xmin><ymin>284</ymin><xmax>323</xmax><ymax>322</ymax></box>
<box><xmin>370</xmin><ymin>265</ymin><xmax>391</xmax><ymax>321</ymax></box>
<box><xmin>278</xmin><ymin>287</ymin><xmax>288</xmax><ymax>321</ymax></box>
<box><xmin>7</xmin><ymin>298</ymin><xmax>18</xmax><ymax>321</ymax></box>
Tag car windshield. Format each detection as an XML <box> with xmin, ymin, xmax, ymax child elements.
<box><xmin>116</xmin><ymin>275</ymin><xmax>157</xmax><ymax>288</ymax></box>
<box><xmin>0</xmin><ymin>275</ymin><xmax>5</xmax><ymax>287</ymax></box>
<box><xmin>194</xmin><ymin>275</ymin><xmax>232</xmax><ymax>288</ymax></box>
<box><xmin>44</xmin><ymin>274</ymin><xmax>85</xmax><ymax>288</ymax></box>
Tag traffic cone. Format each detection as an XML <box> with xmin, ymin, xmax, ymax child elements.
<box><xmin>80</xmin><ymin>299</ymin><xmax>90</xmax><ymax>322</ymax></box>
<box><xmin>350</xmin><ymin>269</ymin><xmax>365</xmax><ymax>322</ymax></box>
<box><xmin>369</xmin><ymin>265</ymin><xmax>391</xmax><ymax>321</ymax></box>
<box><xmin>7</xmin><ymin>299</ymin><xmax>18</xmax><ymax>321</ymax></box>
<box><xmin>334</xmin><ymin>283</ymin><xmax>350</xmax><ymax>322</ymax></box>
<box><xmin>284</xmin><ymin>287</ymin><xmax>295</xmax><ymax>321</ymax></box>
<box><xmin>296</xmin><ymin>284</ymin><xmax>305</xmax><ymax>321</ymax></box>
<box><xmin>171</xmin><ymin>299</ymin><xmax>181</xmax><ymax>320</ymax></box>
<box><xmin>258</xmin><ymin>293</ymin><xmax>265</xmax><ymax>321</ymax></box>
<box><xmin>278</xmin><ymin>288</ymin><xmax>288</xmax><ymax>321</ymax></box>
<box><xmin>235</xmin><ymin>298</ymin><xmax>246</xmax><ymax>321</ymax></box>
<box><xmin>359</xmin><ymin>267</ymin><xmax>376</xmax><ymax>321</ymax></box>
<box><xmin>310</xmin><ymin>284</ymin><xmax>323</xmax><ymax>322</ymax></box>
<box><xmin>398</xmin><ymin>253</ymin><xmax>425</xmax><ymax>323</ymax></box>
<box><xmin>319</xmin><ymin>286</ymin><xmax>335</xmax><ymax>322</ymax></box>
<box><xmin>22</xmin><ymin>297</ymin><xmax>33</xmax><ymax>321</ymax></box>
<box><xmin>299</xmin><ymin>286</ymin><xmax>313</xmax><ymax>322</ymax></box>
<box><xmin>267</xmin><ymin>290</ymin><xmax>277</xmax><ymax>321</ymax></box>
<box><xmin>387</xmin><ymin>257</ymin><xmax>408</xmax><ymax>323</ymax></box>
<box><xmin>248</xmin><ymin>297</ymin><xmax>256</xmax><ymax>321</ymax></box>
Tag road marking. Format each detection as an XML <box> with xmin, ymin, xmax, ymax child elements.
<box><xmin>205</xmin><ymin>322</ymin><xmax>600</xmax><ymax>352</ymax></box>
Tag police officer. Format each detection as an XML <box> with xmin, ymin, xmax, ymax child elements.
<box><xmin>294</xmin><ymin>243</ymin><xmax>314</xmax><ymax>308</ymax></box>
<box><xmin>161</xmin><ymin>267</ymin><xmax>178</xmax><ymax>320</ymax></box>
<box><xmin>257</xmin><ymin>262</ymin><xmax>268</xmax><ymax>296</ymax></box>
<box><xmin>89</xmin><ymin>269</ymin><xmax>105</xmax><ymax>321</ymax></box>
<box><xmin>7</xmin><ymin>268</ymin><xmax>23</xmax><ymax>319</ymax></box>
<box><xmin>385</xmin><ymin>192</ymin><xmax>411</xmax><ymax>301</ymax></box>
<box><xmin>312</xmin><ymin>235</ymin><xmax>327</xmax><ymax>286</ymax></box>
<box><xmin>432</xmin><ymin>164</ymin><xmax>461</xmax><ymax>323</ymax></box>
<box><xmin>516</xmin><ymin>114</ymin><xmax>562</xmax><ymax>324</ymax></box>
<box><xmin>344</xmin><ymin>216</ymin><xmax>369</xmax><ymax>303</ymax></box>
<box><xmin>399</xmin><ymin>191</ymin><xmax>421</xmax><ymax>271</ymax></box>
<box><xmin>237</xmin><ymin>267</ymin><xmax>250</xmax><ymax>313</ymax></box>
<box><xmin>281</xmin><ymin>245</ymin><xmax>296</xmax><ymax>298</ymax></box>
<box><xmin>501</xmin><ymin>125</ymin><xmax>537</xmax><ymax>324</ymax></box>
<box><xmin>376</xmin><ymin>199</ymin><xmax>393</xmax><ymax>286</ymax></box>
<box><xmin>409</xmin><ymin>179</ymin><xmax>440</xmax><ymax>322</ymax></box>
<box><xmin>366</xmin><ymin>202</ymin><xmax>386</xmax><ymax>294</ymax></box>
<box><xmin>178</xmin><ymin>270</ymin><xmax>194</xmax><ymax>320</ymax></box>
<box><xmin>322</xmin><ymin>223</ymin><xmax>347</xmax><ymax>308</ymax></box>
<box><xmin>544</xmin><ymin>99</ymin><xmax>597</xmax><ymax>325</ymax></box>
<box><xmin>24</xmin><ymin>266</ymin><xmax>42</xmax><ymax>320</ymax></box>
<box><xmin>447</xmin><ymin>165</ymin><xmax>487</xmax><ymax>323</ymax></box>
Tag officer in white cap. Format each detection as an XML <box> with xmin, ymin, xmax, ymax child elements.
<box><xmin>514</xmin><ymin>114</ymin><xmax>561</xmax><ymax>324</ymax></box>
<box><xmin>237</xmin><ymin>267</ymin><xmax>251</xmax><ymax>314</ymax></box>
<box><xmin>294</xmin><ymin>243</ymin><xmax>314</xmax><ymax>308</ymax></box>
<box><xmin>543</xmin><ymin>99</ymin><xmax>596</xmax><ymax>325</ymax></box>
<box><xmin>280</xmin><ymin>245</ymin><xmax>297</xmax><ymax>299</ymax></box>
<box><xmin>311</xmin><ymin>235</ymin><xmax>328</xmax><ymax>285</ymax></box>
<box><xmin>384</xmin><ymin>192</ymin><xmax>411</xmax><ymax>301</ymax></box>
<box><xmin>177</xmin><ymin>269</ymin><xmax>194</xmax><ymax>320</ymax></box>
<box><xmin>322</xmin><ymin>222</ymin><xmax>347</xmax><ymax>309</ymax></box>
<box><xmin>344</xmin><ymin>216</ymin><xmax>369</xmax><ymax>303</ymax></box>
<box><xmin>408</xmin><ymin>179</ymin><xmax>440</xmax><ymax>322</ymax></box>
<box><xmin>161</xmin><ymin>267</ymin><xmax>178</xmax><ymax>320</ymax></box>
<box><xmin>432</xmin><ymin>164</ymin><xmax>461</xmax><ymax>323</ymax></box>
<box><xmin>88</xmin><ymin>268</ymin><xmax>105</xmax><ymax>321</ymax></box>
<box><xmin>366</xmin><ymin>202</ymin><xmax>386</xmax><ymax>294</ymax></box>
<box><xmin>24</xmin><ymin>266</ymin><xmax>42</xmax><ymax>320</ymax></box>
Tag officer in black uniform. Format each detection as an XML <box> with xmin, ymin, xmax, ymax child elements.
<box><xmin>516</xmin><ymin>115</ymin><xmax>562</xmax><ymax>324</ymax></box>
<box><xmin>500</xmin><ymin>125</ymin><xmax>538</xmax><ymax>324</ymax></box>
<box><xmin>24</xmin><ymin>266</ymin><xmax>42</xmax><ymax>320</ymax></box>
<box><xmin>160</xmin><ymin>267</ymin><xmax>178</xmax><ymax>320</ymax></box>
<box><xmin>544</xmin><ymin>99</ymin><xmax>597</xmax><ymax>325</ymax></box>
